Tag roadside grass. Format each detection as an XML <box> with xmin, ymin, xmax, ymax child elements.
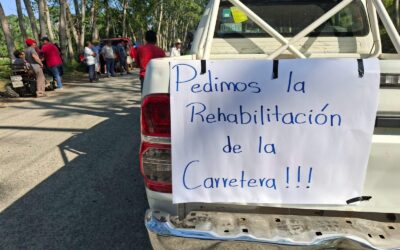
<box><xmin>63</xmin><ymin>61</ymin><xmax>87</xmax><ymax>79</ymax></box>
<box><xmin>0</xmin><ymin>58</ymin><xmax>11</xmax><ymax>92</ymax></box>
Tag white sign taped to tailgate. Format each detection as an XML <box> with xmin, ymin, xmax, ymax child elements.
<box><xmin>170</xmin><ymin>58</ymin><xmax>380</xmax><ymax>205</ymax></box>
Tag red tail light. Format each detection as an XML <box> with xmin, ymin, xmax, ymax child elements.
<box><xmin>140</xmin><ymin>94</ymin><xmax>172</xmax><ymax>193</ymax></box>
<box><xmin>141</xmin><ymin>94</ymin><xmax>171</xmax><ymax>137</ymax></box>
<box><xmin>140</xmin><ymin>142</ymin><xmax>172</xmax><ymax>193</ymax></box>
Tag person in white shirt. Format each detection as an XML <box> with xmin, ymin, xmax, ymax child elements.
<box><xmin>170</xmin><ymin>39</ymin><xmax>182</xmax><ymax>57</ymax></box>
<box><xmin>101</xmin><ymin>41</ymin><xmax>116</xmax><ymax>77</ymax></box>
<box><xmin>84</xmin><ymin>41</ymin><xmax>97</xmax><ymax>82</ymax></box>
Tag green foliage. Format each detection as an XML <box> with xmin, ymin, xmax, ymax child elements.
<box><xmin>383</xmin><ymin>0</ymin><xmax>394</xmax><ymax>7</ymax></box>
<box><xmin>0</xmin><ymin>14</ymin><xmax>35</xmax><ymax>57</ymax></box>
<box><xmin>91</xmin><ymin>0</ymin><xmax>207</xmax><ymax>43</ymax></box>
<box><xmin>63</xmin><ymin>61</ymin><xmax>87</xmax><ymax>78</ymax></box>
<box><xmin>380</xmin><ymin>0</ymin><xmax>399</xmax><ymax>53</ymax></box>
<box><xmin>0</xmin><ymin>58</ymin><xmax>11</xmax><ymax>81</ymax></box>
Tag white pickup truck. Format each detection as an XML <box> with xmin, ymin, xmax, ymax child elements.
<box><xmin>140</xmin><ymin>0</ymin><xmax>400</xmax><ymax>249</ymax></box>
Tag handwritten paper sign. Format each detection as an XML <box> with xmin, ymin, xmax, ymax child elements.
<box><xmin>170</xmin><ymin>59</ymin><xmax>380</xmax><ymax>205</ymax></box>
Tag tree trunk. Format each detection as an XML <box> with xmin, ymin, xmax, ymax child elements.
<box><xmin>0</xmin><ymin>2</ymin><xmax>16</xmax><ymax>60</ymax></box>
<box><xmin>172</xmin><ymin>19</ymin><xmax>177</xmax><ymax>44</ymax></box>
<box><xmin>38</xmin><ymin>0</ymin><xmax>47</xmax><ymax>38</ymax></box>
<box><xmin>72</xmin><ymin>0</ymin><xmax>80</xmax><ymax>45</ymax></box>
<box><xmin>92</xmin><ymin>2</ymin><xmax>99</xmax><ymax>41</ymax></box>
<box><xmin>73</xmin><ymin>0</ymin><xmax>80</xmax><ymax>17</ymax></box>
<box><xmin>89</xmin><ymin>0</ymin><xmax>95</xmax><ymax>36</ymax></box>
<box><xmin>396</xmin><ymin>0</ymin><xmax>400</xmax><ymax>31</ymax></box>
<box><xmin>66</xmin><ymin>2</ymin><xmax>79</xmax><ymax>44</ymax></box>
<box><xmin>23</xmin><ymin>0</ymin><xmax>39</xmax><ymax>40</ymax></box>
<box><xmin>163</xmin><ymin>21</ymin><xmax>169</xmax><ymax>50</ymax></box>
<box><xmin>122</xmin><ymin>0</ymin><xmax>129</xmax><ymax>37</ymax></box>
<box><xmin>157</xmin><ymin>2</ymin><xmax>164</xmax><ymax>44</ymax></box>
<box><xmin>87</xmin><ymin>0</ymin><xmax>99</xmax><ymax>40</ymax></box>
<box><xmin>66</xmin><ymin>18</ymin><xmax>75</xmax><ymax>62</ymax></box>
<box><xmin>105</xmin><ymin>0</ymin><xmax>110</xmax><ymax>37</ymax></box>
<box><xmin>15</xmin><ymin>0</ymin><xmax>28</xmax><ymax>41</ymax></box>
<box><xmin>92</xmin><ymin>25</ymin><xmax>99</xmax><ymax>41</ymax></box>
<box><xmin>44</xmin><ymin>1</ymin><xmax>55</xmax><ymax>41</ymax></box>
<box><xmin>79</xmin><ymin>0</ymin><xmax>86</xmax><ymax>51</ymax></box>
<box><xmin>183</xmin><ymin>22</ymin><xmax>189</xmax><ymax>46</ymax></box>
<box><xmin>59</xmin><ymin>0</ymin><xmax>68</xmax><ymax>61</ymax></box>
<box><xmin>112</xmin><ymin>21</ymin><xmax>116</xmax><ymax>37</ymax></box>
<box><xmin>128</xmin><ymin>22</ymin><xmax>135</xmax><ymax>42</ymax></box>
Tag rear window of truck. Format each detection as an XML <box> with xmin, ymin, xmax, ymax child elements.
<box><xmin>216</xmin><ymin>0</ymin><xmax>369</xmax><ymax>38</ymax></box>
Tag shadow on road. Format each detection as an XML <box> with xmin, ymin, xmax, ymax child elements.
<box><xmin>0</xmin><ymin>80</ymin><xmax>151</xmax><ymax>249</ymax></box>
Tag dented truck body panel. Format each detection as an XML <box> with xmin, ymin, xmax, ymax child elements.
<box><xmin>141</xmin><ymin>0</ymin><xmax>400</xmax><ymax>248</ymax></box>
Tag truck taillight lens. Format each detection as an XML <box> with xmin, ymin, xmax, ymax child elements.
<box><xmin>140</xmin><ymin>94</ymin><xmax>172</xmax><ymax>193</ymax></box>
<box><xmin>381</xmin><ymin>74</ymin><xmax>400</xmax><ymax>87</ymax></box>
<box><xmin>141</xmin><ymin>94</ymin><xmax>171</xmax><ymax>137</ymax></box>
<box><xmin>140</xmin><ymin>142</ymin><xmax>172</xmax><ymax>193</ymax></box>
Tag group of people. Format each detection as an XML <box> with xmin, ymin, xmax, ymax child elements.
<box><xmin>83</xmin><ymin>30</ymin><xmax>183</xmax><ymax>90</ymax></box>
<box><xmin>13</xmin><ymin>37</ymin><xmax>64</xmax><ymax>97</ymax></box>
<box><xmin>12</xmin><ymin>30</ymin><xmax>182</xmax><ymax>96</ymax></box>
<box><xmin>83</xmin><ymin>40</ymin><xmax>134</xmax><ymax>82</ymax></box>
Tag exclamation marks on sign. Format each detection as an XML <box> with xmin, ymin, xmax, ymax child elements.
<box><xmin>307</xmin><ymin>167</ymin><xmax>313</xmax><ymax>188</ymax></box>
<box><xmin>286</xmin><ymin>166</ymin><xmax>313</xmax><ymax>189</ymax></box>
<box><xmin>286</xmin><ymin>167</ymin><xmax>290</xmax><ymax>188</ymax></box>
<box><xmin>297</xmin><ymin>166</ymin><xmax>301</xmax><ymax>188</ymax></box>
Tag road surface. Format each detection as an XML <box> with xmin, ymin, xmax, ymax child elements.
<box><xmin>0</xmin><ymin>73</ymin><xmax>151</xmax><ymax>249</ymax></box>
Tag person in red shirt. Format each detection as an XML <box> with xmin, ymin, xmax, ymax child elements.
<box><xmin>41</xmin><ymin>37</ymin><xmax>64</xmax><ymax>89</ymax></box>
<box><xmin>128</xmin><ymin>44</ymin><xmax>136</xmax><ymax>70</ymax></box>
<box><xmin>135</xmin><ymin>30</ymin><xmax>166</xmax><ymax>91</ymax></box>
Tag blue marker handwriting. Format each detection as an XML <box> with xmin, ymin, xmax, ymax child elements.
<box><xmin>172</xmin><ymin>64</ymin><xmax>310</xmax><ymax>95</ymax></box>
<box><xmin>182</xmin><ymin>160</ymin><xmax>314</xmax><ymax>191</ymax></box>
<box><xmin>186</xmin><ymin>102</ymin><xmax>342</xmax><ymax>127</ymax></box>
<box><xmin>173</xmin><ymin>63</ymin><xmax>261</xmax><ymax>94</ymax></box>
<box><xmin>182</xmin><ymin>160</ymin><xmax>277</xmax><ymax>190</ymax></box>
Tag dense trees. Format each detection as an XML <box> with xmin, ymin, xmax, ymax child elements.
<box><xmin>0</xmin><ymin>0</ymin><xmax>399</xmax><ymax>61</ymax></box>
<box><xmin>0</xmin><ymin>0</ymin><xmax>207</xmax><ymax>61</ymax></box>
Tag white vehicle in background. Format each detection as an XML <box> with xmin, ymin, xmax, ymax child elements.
<box><xmin>140</xmin><ymin>0</ymin><xmax>400</xmax><ymax>249</ymax></box>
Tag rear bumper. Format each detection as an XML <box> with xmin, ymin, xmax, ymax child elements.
<box><xmin>145</xmin><ymin>209</ymin><xmax>400</xmax><ymax>250</ymax></box>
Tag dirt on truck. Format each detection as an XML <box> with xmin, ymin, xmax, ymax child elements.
<box><xmin>139</xmin><ymin>0</ymin><xmax>400</xmax><ymax>249</ymax></box>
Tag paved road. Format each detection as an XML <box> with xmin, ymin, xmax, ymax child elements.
<box><xmin>0</xmin><ymin>72</ymin><xmax>151</xmax><ymax>249</ymax></box>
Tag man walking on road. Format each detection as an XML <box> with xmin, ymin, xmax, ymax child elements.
<box><xmin>101</xmin><ymin>41</ymin><xmax>116</xmax><ymax>77</ymax></box>
<box><xmin>24</xmin><ymin>38</ymin><xmax>46</xmax><ymax>97</ymax></box>
<box><xmin>135</xmin><ymin>30</ymin><xmax>166</xmax><ymax>91</ymax></box>
<box><xmin>41</xmin><ymin>37</ymin><xmax>64</xmax><ymax>90</ymax></box>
